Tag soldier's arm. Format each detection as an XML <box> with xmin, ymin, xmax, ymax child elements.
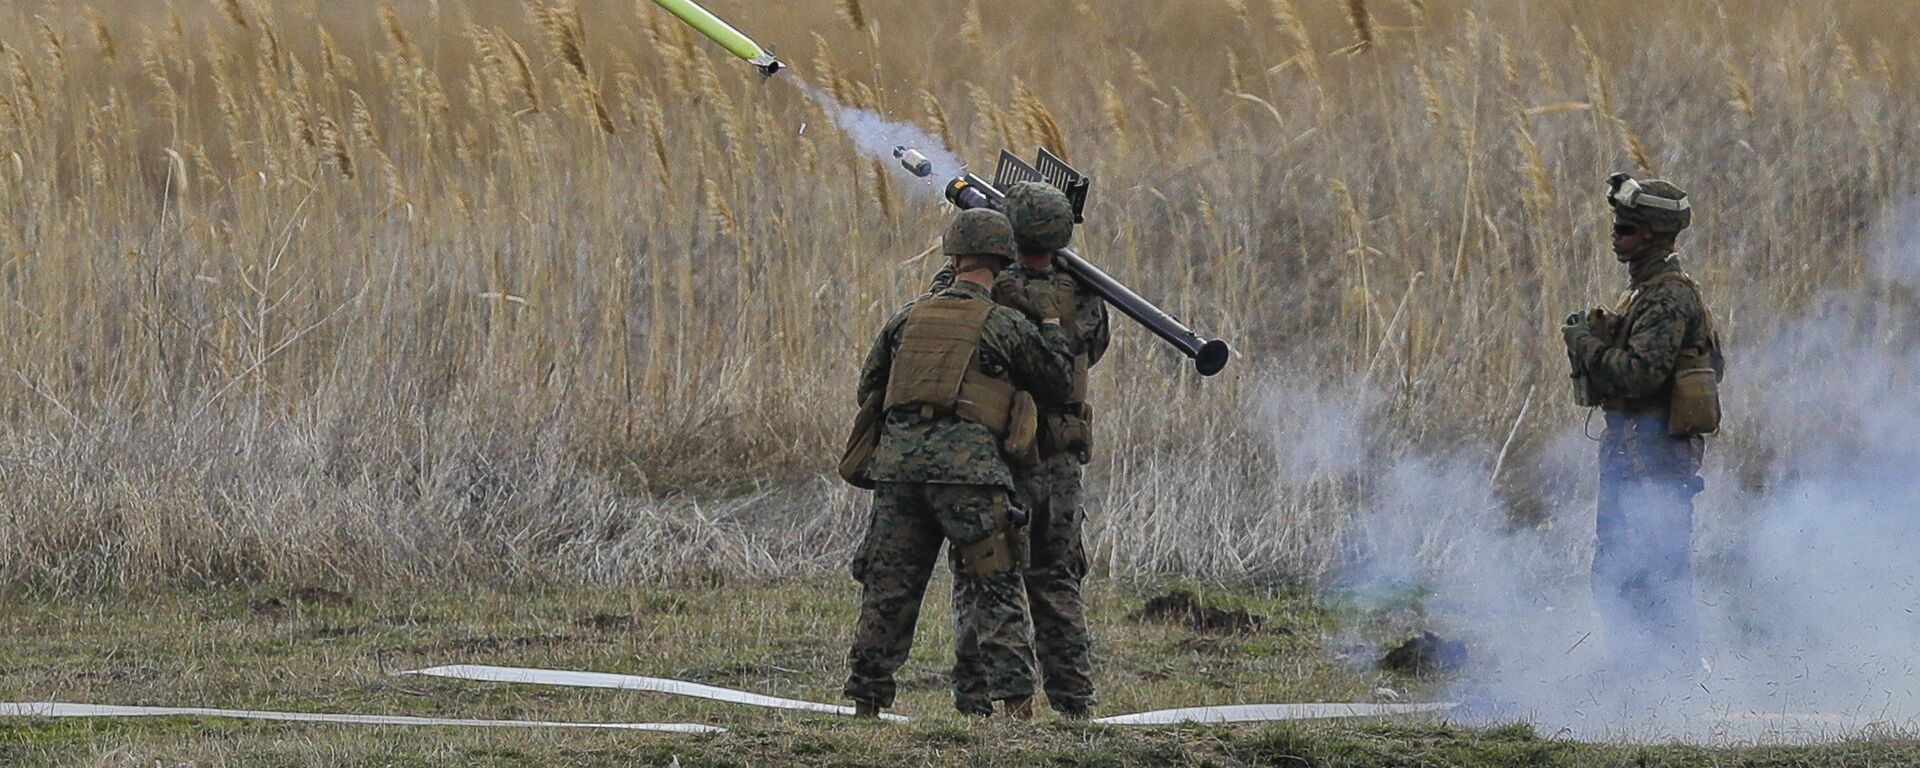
<box><xmin>1075</xmin><ymin>276</ymin><xmax>1111</xmax><ymax>367</ymax></box>
<box><xmin>992</xmin><ymin>308</ymin><xmax>1075</xmax><ymax>403</ymax></box>
<box><xmin>1569</xmin><ymin>283</ymin><xmax>1697</xmax><ymax>400</ymax></box>
<box><xmin>856</xmin><ymin>308</ymin><xmax>912</xmax><ymax>405</ymax></box>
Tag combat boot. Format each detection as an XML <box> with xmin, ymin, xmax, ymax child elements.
<box><xmin>853</xmin><ymin>700</ymin><xmax>882</xmax><ymax>719</ymax></box>
<box><xmin>1000</xmin><ymin>695</ymin><xmax>1034</xmax><ymax>720</ymax></box>
<box><xmin>1055</xmin><ymin>704</ymin><xmax>1092</xmax><ymax>721</ymax></box>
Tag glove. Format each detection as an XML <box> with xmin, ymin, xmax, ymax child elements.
<box><xmin>1561</xmin><ymin>319</ymin><xmax>1590</xmax><ymax>348</ymax></box>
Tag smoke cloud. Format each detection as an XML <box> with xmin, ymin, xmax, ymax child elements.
<box><xmin>784</xmin><ymin>78</ymin><xmax>961</xmax><ymax>196</ymax></box>
<box><xmin>1282</xmin><ymin>202</ymin><xmax>1920</xmax><ymax>744</ymax></box>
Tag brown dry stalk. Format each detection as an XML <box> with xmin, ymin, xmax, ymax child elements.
<box><xmin>140</xmin><ymin>39</ymin><xmax>181</xmax><ymax>127</ymax></box>
<box><xmin>220</xmin><ymin>0</ymin><xmax>250</xmax><ymax>29</ymax></box>
<box><xmin>1616</xmin><ymin>115</ymin><xmax>1658</xmax><ymax>176</ymax></box>
<box><xmin>1572</xmin><ymin>28</ymin><xmax>1613</xmax><ymax>115</ymax></box>
<box><xmin>1723</xmin><ymin>60</ymin><xmax>1756</xmax><ymax>118</ymax></box>
<box><xmin>871</xmin><ymin>160</ymin><xmax>895</xmax><ymax>223</ymax></box>
<box><xmin>920</xmin><ymin>89</ymin><xmax>955</xmax><ymax>150</ymax></box>
<box><xmin>840</xmin><ymin>0</ymin><xmax>868</xmax><ymax>32</ymax></box>
<box><xmin>1224</xmin><ymin>0</ymin><xmax>1253</xmax><ymax>31</ymax></box>
<box><xmin>642</xmin><ymin>96</ymin><xmax>673</xmax><ymax>193</ymax></box>
<box><xmin>811</xmin><ymin>33</ymin><xmax>843</xmax><ymax>103</ymax></box>
<box><xmin>1270</xmin><ymin>0</ymin><xmax>1322</xmax><ymax>91</ymax></box>
<box><xmin>1015</xmin><ymin>81</ymin><xmax>1068</xmax><ymax>159</ymax></box>
<box><xmin>378</xmin><ymin>2</ymin><xmax>423</xmax><ymax>70</ymax></box>
<box><xmin>36</xmin><ymin>18</ymin><xmax>66</xmax><ymax>80</ymax></box>
<box><xmin>1343</xmin><ymin>0</ymin><xmax>1374</xmax><ymax>52</ymax></box>
<box><xmin>1127</xmin><ymin>49</ymin><xmax>1160</xmax><ymax>94</ymax></box>
<box><xmin>84</xmin><ymin>8</ymin><xmax>117</xmax><ymax>63</ymax></box>
<box><xmin>962</xmin><ymin>2</ymin><xmax>985</xmax><ymax>57</ymax></box>
<box><xmin>532</xmin><ymin>0</ymin><xmax>591</xmax><ymax>80</ymax></box>
<box><xmin>1415</xmin><ymin>64</ymin><xmax>1444</xmax><ymax>126</ymax></box>
<box><xmin>318</xmin><ymin>26</ymin><xmax>356</xmax><ymax>82</ymax></box>
<box><xmin>316</xmin><ymin>115</ymin><xmax>353</xmax><ymax>179</ymax></box>
<box><xmin>1099</xmin><ymin>80</ymin><xmax>1130</xmax><ymax>148</ymax></box>
<box><xmin>505</xmin><ymin>36</ymin><xmax>542</xmax><ymax>113</ymax></box>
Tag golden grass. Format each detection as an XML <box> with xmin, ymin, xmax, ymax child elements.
<box><xmin>0</xmin><ymin>0</ymin><xmax>1914</xmax><ymax>591</ymax></box>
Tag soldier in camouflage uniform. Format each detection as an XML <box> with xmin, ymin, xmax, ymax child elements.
<box><xmin>939</xmin><ymin>182</ymin><xmax>1110</xmax><ymax>719</ymax></box>
<box><xmin>844</xmin><ymin>208</ymin><xmax>1077</xmax><ymax>719</ymax></box>
<box><xmin>1561</xmin><ymin>173</ymin><xmax>1724</xmax><ymax>683</ymax></box>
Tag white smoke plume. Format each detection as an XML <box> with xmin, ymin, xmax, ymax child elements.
<box><xmin>1284</xmin><ymin>201</ymin><xmax>1920</xmax><ymax>744</ymax></box>
<box><xmin>783</xmin><ymin>77</ymin><xmax>962</xmax><ymax>196</ymax></box>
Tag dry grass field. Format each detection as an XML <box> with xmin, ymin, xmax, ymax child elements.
<box><xmin>0</xmin><ymin>0</ymin><xmax>1915</xmax><ymax>595</ymax></box>
<box><xmin>4</xmin><ymin>2</ymin><xmax>1920</xmax><ymax>762</ymax></box>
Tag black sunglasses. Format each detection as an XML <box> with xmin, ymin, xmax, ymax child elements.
<box><xmin>1612</xmin><ymin>223</ymin><xmax>1644</xmax><ymax>236</ymax></box>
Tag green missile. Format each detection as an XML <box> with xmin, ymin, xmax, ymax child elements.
<box><xmin>651</xmin><ymin>0</ymin><xmax>784</xmax><ymax>76</ymax></box>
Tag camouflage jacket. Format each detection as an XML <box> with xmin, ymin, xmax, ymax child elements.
<box><xmin>1564</xmin><ymin>252</ymin><xmax>1716</xmax><ymax>410</ymax></box>
<box><xmin>930</xmin><ymin>259</ymin><xmax>1110</xmax><ymax>388</ymax></box>
<box><xmin>857</xmin><ymin>279</ymin><xmax>1076</xmax><ymax>489</ymax></box>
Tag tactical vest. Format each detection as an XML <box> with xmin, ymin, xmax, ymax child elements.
<box><xmin>1607</xmin><ymin>269</ymin><xmax>1725</xmax><ymax>435</ymax></box>
<box><xmin>883</xmin><ymin>296</ymin><xmax>1019</xmax><ymax>436</ymax></box>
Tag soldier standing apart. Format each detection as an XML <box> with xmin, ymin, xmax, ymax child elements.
<box><xmin>844</xmin><ymin>208</ymin><xmax>1077</xmax><ymax>719</ymax></box>
<box><xmin>1561</xmin><ymin>173</ymin><xmax>1725</xmax><ymax>686</ymax></box>
<box><xmin>948</xmin><ymin>182</ymin><xmax>1110</xmax><ymax>719</ymax></box>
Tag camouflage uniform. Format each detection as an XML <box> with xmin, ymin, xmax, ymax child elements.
<box><xmin>940</xmin><ymin>183</ymin><xmax>1111</xmax><ymax>717</ymax></box>
<box><xmin>845</xmin><ymin>211</ymin><xmax>1077</xmax><ymax>712</ymax></box>
<box><xmin>1562</xmin><ymin>176</ymin><xmax>1721</xmax><ymax>680</ymax></box>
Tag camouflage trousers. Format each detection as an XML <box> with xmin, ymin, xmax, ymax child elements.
<box><xmin>844</xmin><ymin>482</ymin><xmax>1034</xmax><ymax>708</ymax></box>
<box><xmin>952</xmin><ymin>454</ymin><xmax>1095</xmax><ymax>716</ymax></box>
<box><xmin>1594</xmin><ymin>411</ymin><xmax>1704</xmax><ymax>682</ymax></box>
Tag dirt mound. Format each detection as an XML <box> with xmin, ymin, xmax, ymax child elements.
<box><xmin>576</xmin><ymin>612</ymin><xmax>636</xmax><ymax>631</ymax></box>
<box><xmin>1131</xmin><ymin>589</ymin><xmax>1265</xmax><ymax>633</ymax></box>
<box><xmin>1380</xmin><ymin>631</ymin><xmax>1468</xmax><ymax>675</ymax></box>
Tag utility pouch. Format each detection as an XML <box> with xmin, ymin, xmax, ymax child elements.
<box><xmin>954</xmin><ymin>496</ymin><xmax>1023</xmax><ymax>575</ymax></box>
<box><xmin>837</xmin><ymin>391</ymin><xmax>884</xmax><ymax>489</ymax></box>
<box><xmin>1666</xmin><ymin>350</ymin><xmax>1721</xmax><ymax>436</ymax></box>
<box><xmin>1003</xmin><ymin>392</ymin><xmax>1040</xmax><ymax>470</ymax></box>
<box><xmin>1039</xmin><ymin>404</ymin><xmax>1094</xmax><ymax>462</ymax></box>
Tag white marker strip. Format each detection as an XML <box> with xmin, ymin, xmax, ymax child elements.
<box><xmin>1094</xmin><ymin>702</ymin><xmax>1456</xmax><ymax>725</ymax></box>
<box><xmin>405</xmin><ymin>664</ymin><xmax>910</xmax><ymax>722</ymax></box>
<box><xmin>0</xmin><ymin>702</ymin><xmax>723</xmax><ymax>733</ymax></box>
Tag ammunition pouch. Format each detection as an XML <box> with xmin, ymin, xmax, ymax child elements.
<box><xmin>1666</xmin><ymin>349</ymin><xmax>1721</xmax><ymax>437</ymax></box>
<box><xmin>953</xmin><ymin>496</ymin><xmax>1026</xmax><ymax>576</ymax></box>
<box><xmin>1004</xmin><ymin>392</ymin><xmax>1041</xmax><ymax>469</ymax></box>
<box><xmin>1038</xmin><ymin>403</ymin><xmax>1094</xmax><ymax>463</ymax></box>
<box><xmin>837</xmin><ymin>391</ymin><xmax>885</xmax><ymax>489</ymax></box>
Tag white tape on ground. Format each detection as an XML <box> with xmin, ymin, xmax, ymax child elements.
<box><xmin>404</xmin><ymin>664</ymin><xmax>911</xmax><ymax>722</ymax></box>
<box><xmin>1094</xmin><ymin>702</ymin><xmax>1456</xmax><ymax>725</ymax></box>
<box><xmin>0</xmin><ymin>702</ymin><xmax>724</xmax><ymax>733</ymax></box>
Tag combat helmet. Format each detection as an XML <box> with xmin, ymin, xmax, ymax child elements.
<box><xmin>1607</xmin><ymin>172</ymin><xmax>1691</xmax><ymax>234</ymax></box>
<box><xmin>1001</xmin><ymin>181</ymin><xmax>1075</xmax><ymax>252</ymax></box>
<box><xmin>944</xmin><ymin>208</ymin><xmax>1015</xmax><ymax>263</ymax></box>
